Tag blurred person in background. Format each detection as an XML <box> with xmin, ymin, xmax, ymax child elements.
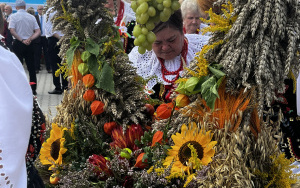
<box><xmin>4</xmin><ymin>5</ymin><xmax>13</xmax><ymax>49</ymax></box>
<box><xmin>181</xmin><ymin>0</ymin><xmax>210</xmax><ymax>35</ymax></box>
<box><xmin>9</xmin><ymin>0</ymin><xmax>41</xmax><ymax>95</ymax></box>
<box><xmin>35</xmin><ymin>5</ymin><xmax>51</xmax><ymax>73</ymax></box>
<box><xmin>45</xmin><ymin>7</ymin><xmax>68</xmax><ymax>94</ymax></box>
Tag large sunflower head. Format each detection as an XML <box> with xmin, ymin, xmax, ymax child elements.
<box><xmin>163</xmin><ymin>122</ymin><xmax>217</xmax><ymax>174</ymax></box>
<box><xmin>39</xmin><ymin>123</ymin><xmax>68</xmax><ymax>170</ymax></box>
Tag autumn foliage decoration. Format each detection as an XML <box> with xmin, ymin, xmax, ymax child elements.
<box><xmin>88</xmin><ymin>154</ymin><xmax>113</xmax><ymax>180</ymax></box>
<box><xmin>110</xmin><ymin>124</ymin><xmax>144</xmax><ymax>151</ymax></box>
<box><xmin>180</xmin><ymin>82</ymin><xmax>252</xmax><ymax>132</ymax></box>
<box><xmin>134</xmin><ymin>153</ymin><xmax>148</xmax><ymax>169</ymax></box>
<box><xmin>71</xmin><ymin>50</ymin><xmax>83</xmax><ymax>88</ymax></box>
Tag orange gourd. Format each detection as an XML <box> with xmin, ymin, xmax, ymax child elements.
<box><xmin>156</xmin><ymin>102</ymin><xmax>173</xmax><ymax>119</ymax></box>
<box><xmin>83</xmin><ymin>74</ymin><xmax>95</xmax><ymax>88</ymax></box>
<box><xmin>83</xmin><ymin>89</ymin><xmax>96</xmax><ymax>101</ymax></box>
<box><xmin>91</xmin><ymin>100</ymin><xmax>105</xmax><ymax>115</ymax></box>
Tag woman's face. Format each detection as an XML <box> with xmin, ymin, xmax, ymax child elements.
<box><xmin>152</xmin><ymin>27</ymin><xmax>184</xmax><ymax>60</ymax></box>
<box><xmin>183</xmin><ymin>11</ymin><xmax>201</xmax><ymax>34</ymax></box>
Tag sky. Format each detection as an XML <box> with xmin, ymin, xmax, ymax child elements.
<box><xmin>0</xmin><ymin>0</ymin><xmax>46</xmax><ymax>12</ymax></box>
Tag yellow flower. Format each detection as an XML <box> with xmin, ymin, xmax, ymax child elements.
<box><xmin>163</xmin><ymin>122</ymin><xmax>217</xmax><ymax>175</ymax></box>
<box><xmin>39</xmin><ymin>123</ymin><xmax>68</xmax><ymax>170</ymax></box>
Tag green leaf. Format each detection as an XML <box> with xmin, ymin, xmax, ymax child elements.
<box><xmin>70</xmin><ymin>36</ymin><xmax>78</xmax><ymax>44</ymax></box>
<box><xmin>66</xmin><ymin>39</ymin><xmax>81</xmax><ymax>68</ymax></box>
<box><xmin>87</xmin><ymin>55</ymin><xmax>101</xmax><ymax>86</ymax></box>
<box><xmin>208</xmin><ymin>66</ymin><xmax>226</xmax><ymax>78</ymax></box>
<box><xmin>81</xmin><ymin>51</ymin><xmax>91</xmax><ymax>62</ymax></box>
<box><xmin>185</xmin><ymin>77</ymin><xmax>200</xmax><ymax>93</ymax></box>
<box><xmin>115</xmin><ymin>41</ymin><xmax>124</xmax><ymax>50</ymax></box>
<box><xmin>175</xmin><ymin>81</ymin><xmax>187</xmax><ymax>94</ymax></box>
<box><xmin>201</xmin><ymin>76</ymin><xmax>216</xmax><ymax>94</ymax></box>
<box><xmin>206</xmin><ymin>94</ymin><xmax>218</xmax><ymax>110</ymax></box>
<box><xmin>217</xmin><ymin>76</ymin><xmax>225</xmax><ymax>86</ymax></box>
<box><xmin>192</xmin><ymin>76</ymin><xmax>209</xmax><ymax>93</ymax></box>
<box><xmin>210</xmin><ymin>83</ymin><xmax>219</xmax><ymax>98</ymax></box>
<box><xmin>86</xmin><ymin>38</ymin><xmax>100</xmax><ymax>56</ymax></box>
<box><xmin>99</xmin><ymin>62</ymin><xmax>116</xmax><ymax>94</ymax></box>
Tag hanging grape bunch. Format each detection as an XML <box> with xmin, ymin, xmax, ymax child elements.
<box><xmin>131</xmin><ymin>0</ymin><xmax>181</xmax><ymax>54</ymax></box>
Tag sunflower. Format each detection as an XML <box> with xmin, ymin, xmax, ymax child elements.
<box><xmin>163</xmin><ymin>122</ymin><xmax>217</xmax><ymax>174</ymax></box>
<box><xmin>39</xmin><ymin>123</ymin><xmax>68</xmax><ymax>170</ymax></box>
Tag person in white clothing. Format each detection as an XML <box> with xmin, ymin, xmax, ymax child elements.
<box><xmin>0</xmin><ymin>15</ymin><xmax>33</xmax><ymax>188</ymax></box>
<box><xmin>8</xmin><ymin>0</ymin><xmax>41</xmax><ymax>95</ymax></box>
<box><xmin>45</xmin><ymin>7</ymin><xmax>68</xmax><ymax>94</ymax></box>
<box><xmin>129</xmin><ymin>10</ymin><xmax>209</xmax><ymax>102</ymax></box>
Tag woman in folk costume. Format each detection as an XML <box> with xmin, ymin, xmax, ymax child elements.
<box><xmin>129</xmin><ymin>10</ymin><xmax>209</xmax><ymax>102</ymax></box>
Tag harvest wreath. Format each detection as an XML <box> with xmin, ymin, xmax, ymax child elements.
<box><xmin>37</xmin><ymin>0</ymin><xmax>300</xmax><ymax>187</ymax></box>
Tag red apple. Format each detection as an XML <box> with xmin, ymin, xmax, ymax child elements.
<box><xmin>145</xmin><ymin>104</ymin><xmax>155</xmax><ymax>116</ymax></box>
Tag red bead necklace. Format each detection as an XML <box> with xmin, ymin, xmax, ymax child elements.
<box><xmin>158</xmin><ymin>38</ymin><xmax>188</xmax><ymax>84</ymax></box>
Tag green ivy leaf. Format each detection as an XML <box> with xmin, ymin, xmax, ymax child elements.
<box><xmin>86</xmin><ymin>38</ymin><xmax>100</xmax><ymax>56</ymax></box>
<box><xmin>81</xmin><ymin>51</ymin><xmax>91</xmax><ymax>62</ymax></box>
<box><xmin>99</xmin><ymin>62</ymin><xmax>116</xmax><ymax>94</ymax></box>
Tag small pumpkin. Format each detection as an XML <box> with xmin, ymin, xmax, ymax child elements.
<box><xmin>134</xmin><ymin>153</ymin><xmax>148</xmax><ymax>169</ymax></box>
<box><xmin>151</xmin><ymin>131</ymin><xmax>163</xmax><ymax>147</ymax></box>
<box><xmin>83</xmin><ymin>89</ymin><xmax>96</xmax><ymax>101</ymax></box>
<box><xmin>50</xmin><ymin>173</ymin><xmax>59</xmax><ymax>185</ymax></box>
<box><xmin>156</xmin><ymin>102</ymin><xmax>173</xmax><ymax>119</ymax></box>
<box><xmin>103</xmin><ymin>121</ymin><xmax>117</xmax><ymax>135</ymax></box>
<box><xmin>83</xmin><ymin>74</ymin><xmax>95</xmax><ymax>88</ymax></box>
<box><xmin>175</xmin><ymin>94</ymin><xmax>190</xmax><ymax>108</ymax></box>
<box><xmin>91</xmin><ymin>100</ymin><xmax>105</xmax><ymax>115</ymax></box>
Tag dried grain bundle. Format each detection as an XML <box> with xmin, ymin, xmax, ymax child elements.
<box><xmin>206</xmin><ymin>0</ymin><xmax>300</xmax><ymax>114</ymax></box>
<box><xmin>45</xmin><ymin>0</ymin><xmax>149</xmax><ymax>130</ymax></box>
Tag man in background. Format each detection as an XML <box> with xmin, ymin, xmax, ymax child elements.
<box><xmin>45</xmin><ymin>7</ymin><xmax>68</xmax><ymax>94</ymax></box>
<box><xmin>35</xmin><ymin>5</ymin><xmax>51</xmax><ymax>73</ymax></box>
<box><xmin>9</xmin><ymin>0</ymin><xmax>41</xmax><ymax>95</ymax></box>
<box><xmin>4</xmin><ymin>5</ymin><xmax>13</xmax><ymax>50</ymax></box>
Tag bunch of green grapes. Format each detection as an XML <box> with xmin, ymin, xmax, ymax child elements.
<box><xmin>131</xmin><ymin>0</ymin><xmax>181</xmax><ymax>54</ymax></box>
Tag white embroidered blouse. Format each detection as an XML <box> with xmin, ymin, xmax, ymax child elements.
<box><xmin>128</xmin><ymin>34</ymin><xmax>210</xmax><ymax>93</ymax></box>
<box><xmin>0</xmin><ymin>46</ymin><xmax>33</xmax><ymax>187</ymax></box>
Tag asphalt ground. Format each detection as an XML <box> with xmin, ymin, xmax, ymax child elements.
<box><xmin>25</xmin><ymin>63</ymin><xmax>63</xmax><ymax>120</ymax></box>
